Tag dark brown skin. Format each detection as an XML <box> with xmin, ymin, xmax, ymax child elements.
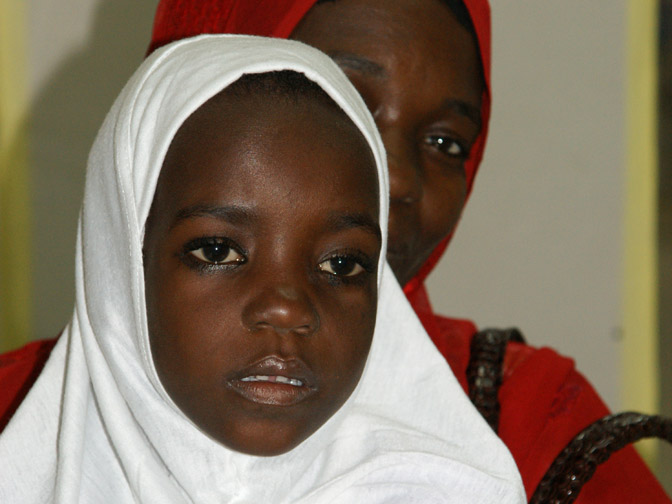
<box><xmin>143</xmin><ymin>89</ymin><xmax>381</xmax><ymax>456</ymax></box>
<box><xmin>292</xmin><ymin>0</ymin><xmax>483</xmax><ymax>286</ymax></box>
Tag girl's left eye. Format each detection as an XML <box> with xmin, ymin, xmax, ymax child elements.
<box><xmin>423</xmin><ymin>135</ymin><xmax>467</xmax><ymax>158</ymax></box>
<box><xmin>188</xmin><ymin>240</ymin><xmax>245</xmax><ymax>265</ymax></box>
<box><xmin>318</xmin><ymin>256</ymin><xmax>365</xmax><ymax>277</ymax></box>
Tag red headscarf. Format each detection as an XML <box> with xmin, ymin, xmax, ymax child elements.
<box><xmin>149</xmin><ymin>0</ymin><xmax>491</xmax><ymax>301</ymax></box>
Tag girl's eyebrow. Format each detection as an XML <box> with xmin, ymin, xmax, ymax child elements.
<box><xmin>170</xmin><ymin>204</ymin><xmax>255</xmax><ymax>229</ymax></box>
<box><xmin>169</xmin><ymin>206</ymin><xmax>380</xmax><ymax>239</ymax></box>
<box><xmin>326</xmin><ymin>212</ymin><xmax>381</xmax><ymax>241</ymax></box>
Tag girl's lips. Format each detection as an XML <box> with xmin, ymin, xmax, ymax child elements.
<box><xmin>227</xmin><ymin>356</ymin><xmax>317</xmax><ymax>406</ymax></box>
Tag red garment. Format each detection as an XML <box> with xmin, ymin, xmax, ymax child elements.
<box><xmin>0</xmin><ymin>339</ymin><xmax>56</xmax><ymax>432</ymax></box>
<box><xmin>1</xmin><ymin>1</ymin><xmax>669</xmax><ymax>502</ymax></box>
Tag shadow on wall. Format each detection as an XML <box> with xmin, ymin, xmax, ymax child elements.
<box><xmin>657</xmin><ymin>0</ymin><xmax>672</xmax><ymax>495</ymax></box>
<box><xmin>29</xmin><ymin>0</ymin><xmax>158</xmax><ymax>340</ymax></box>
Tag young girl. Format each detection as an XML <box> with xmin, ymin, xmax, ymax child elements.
<box><xmin>0</xmin><ymin>36</ymin><xmax>524</xmax><ymax>502</ymax></box>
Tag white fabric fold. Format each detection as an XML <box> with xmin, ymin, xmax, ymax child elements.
<box><xmin>0</xmin><ymin>35</ymin><xmax>524</xmax><ymax>503</ymax></box>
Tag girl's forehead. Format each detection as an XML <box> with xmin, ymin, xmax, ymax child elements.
<box><xmin>152</xmin><ymin>83</ymin><xmax>379</xmax><ymax>224</ymax></box>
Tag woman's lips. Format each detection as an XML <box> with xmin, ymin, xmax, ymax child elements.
<box><xmin>386</xmin><ymin>245</ymin><xmax>411</xmax><ymax>275</ymax></box>
<box><xmin>385</xmin><ymin>233</ymin><xmax>412</xmax><ymax>265</ymax></box>
<box><xmin>228</xmin><ymin>356</ymin><xmax>316</xmax><ymax>406</ymax></box>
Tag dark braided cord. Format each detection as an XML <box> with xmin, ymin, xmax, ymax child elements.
<box><xmin>530</xmin><ymin>412</ymin><xmax>672</xmax><ymax>504</ymax></box>
<box><xmin>466</xmin><ymin>328</ymin><xmax>524</xmax><ymax>432</ymax></box>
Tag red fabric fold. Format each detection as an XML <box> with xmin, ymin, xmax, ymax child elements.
<box><xmin>0</xmin><ymin>339</ymin><xmax>56</xmax><ymax>431</ymax></box>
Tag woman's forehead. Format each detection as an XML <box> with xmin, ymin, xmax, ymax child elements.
<box><xmin>291</xmin><ymin>0</ymin><xmax>483</xmax><ymax>107</ymax></box>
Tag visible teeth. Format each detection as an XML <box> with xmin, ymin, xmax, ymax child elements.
<box><xmin>276</xmin><ymin>376</ymin><xmax>303</xmax><ymax>386</ymax></box>
<box><xmin>241</xmin><ymin>375</ymin><xmax>304</xmax><ymax>387</ymax></box>
<box><xmin>241</xmin><ymin>375</ymin><xmax>269</xmax><ymax>382</ymax></box>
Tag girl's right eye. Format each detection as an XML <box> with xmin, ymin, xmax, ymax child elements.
<box><xmin>184</xmin><ymin>238</ymin><xmax>246</xmax><ymax>266</ymax></box>
<box><xmin>318</xmin><ymin>256</ymin><xmax>365</xmax><ymax>277</ymax></box>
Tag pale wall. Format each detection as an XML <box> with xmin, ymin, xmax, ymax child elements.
<box><xmin>28</xmin><ymin>0</ymin><xmax>158</xmax><ymax>340</ymax></box>
<box><xmin>428</xmin><ymin>0</ymin><xmax>626</xmax><ymax>411</ymax></box>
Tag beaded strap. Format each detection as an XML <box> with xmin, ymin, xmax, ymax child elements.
<box><xmin>530</xmin><ymin>412</ymin><xmax>672</xmax><ymax>503</ymax></box>
<box><xmin>466</xmin><ymin>327</ymin><xmax>524</xmax><ymax>432</ymax></box>
<box><xmin>466</xmin><ymin>329</ymin><xmax>671</xmax><ymax>503</ymax></box>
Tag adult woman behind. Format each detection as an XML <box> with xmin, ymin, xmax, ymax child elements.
<box><xmin>147</xmin><ymin>1</ymin><xmax>672</xmax><ymax>501</ymax></box>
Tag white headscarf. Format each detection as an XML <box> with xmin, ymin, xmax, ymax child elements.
<box><xmin>0</xmin><ymin>35</ymin><xmax>524</xmax><ymax>503</ymax></box>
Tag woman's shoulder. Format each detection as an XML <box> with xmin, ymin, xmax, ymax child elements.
<box><xmin>496</xmin><ymin>341</ymin><xmax>606</xmax><ymax>480</ymax></box>
<box><xmin>488</xmin><ymin>338</ymin><xmax>669</xmax><ymax>502</ymax></box>
<box><xmin>0</xmin><ymin>338</ymin><xmax>57</xmax><ymax>432</ymax></box>
<box><xmin>426</xmin><ymin>315</ymin><xmax>670</xmax><ymax>502</ymax></box>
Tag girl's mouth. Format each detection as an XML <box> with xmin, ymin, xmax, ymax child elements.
<box><xmin>228</xmin><ymin>356</ymin><xmax>316</xmax><ymax>406</ymax></box>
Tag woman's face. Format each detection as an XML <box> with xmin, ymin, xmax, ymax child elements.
<box><xmin>143</xmin><ymin>85</ymin><xmax>381</xmax><ymax>456</ymax></box>
<box><xmin>292</xmin><ymin>0</ymin><xmax>483</xmax><ymax>286</ymax></box>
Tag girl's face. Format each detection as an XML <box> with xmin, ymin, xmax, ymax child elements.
<box><xmin>143</xmin><ymin>87</ymin><xmax>381</xmax><ymax>456</ymax></box>
<box><xmin>291</xmin><ymin>0</ymin><xmax>483</xmax><ymax>286</ymax></box>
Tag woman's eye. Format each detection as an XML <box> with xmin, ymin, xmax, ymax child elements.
<box><xmin>318</xmin><ymin>256</ymin><xmax>365</xmax><ymax>277</ymax></box>
<box><xmin>189</xmin><ymin>241</ymin><xmax>245</xmax><ymax>265</ymax></box>
<box><xmin>423</xmin><ymin>135</ymin><xmax>466</xmax><ymax>158</ymax></box>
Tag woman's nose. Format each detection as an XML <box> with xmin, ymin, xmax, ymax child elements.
<box><xmin>382</xmin><ymin>130</ymin><xmax>423</xmax><ymax>205</ymax></box>
<box><xmin>242</xmin><ymin>284</ymin><xmax>319</xmax><ymax>337</ymax></box>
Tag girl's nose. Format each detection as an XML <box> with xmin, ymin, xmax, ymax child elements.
<box><xmin>242</xmin><ymin>284</ymin><xmax>319</xmax><ymax>337</ymax></box>
<box><xmin>382</xmin><ymin>130</ymin><xmax>423</xmax><ymax>205</ymax></box>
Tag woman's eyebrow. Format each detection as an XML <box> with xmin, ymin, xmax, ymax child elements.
<box><xmin>328</xmin><ymin>51</ymin><xmax>387</xmax><ymax>79</ymax></box>
<box><xmin>326</xmin><ymin>212</ymin><xmax>381</xmax><ymax>240</ymax></box>
<box><xmin>443</xmin><ymin>98</ymin><xmax>482</xmax><ymax>129</ymax></box>
<box><xmin>170</xmin><ymin>204</ymin><xmax>255</xmax><ymax>229</ymax></box>
<box><xmin>327</xmin><ymin>51</ymin><xmax>480</xmax><ymax>129</ymax></box>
